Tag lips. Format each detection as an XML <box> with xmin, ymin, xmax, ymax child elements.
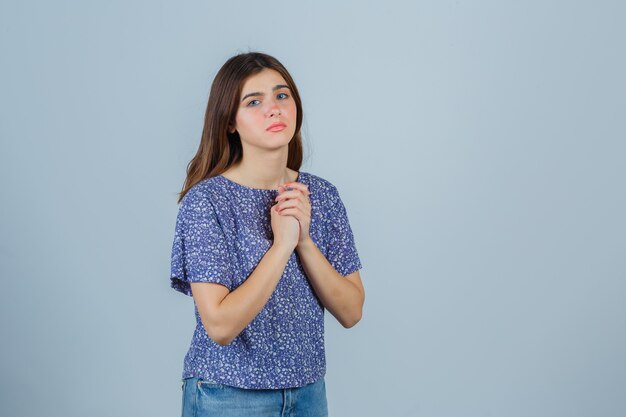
<box><xmin>266</xmin><ymin>122</ymin><xmax>287</xmax><ymax>132</ymax></box>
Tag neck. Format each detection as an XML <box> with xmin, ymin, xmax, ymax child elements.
<box><xmin>226</xmin><ymin>148</ymin><xmax>293</xmax><ymax>190</ymax></box>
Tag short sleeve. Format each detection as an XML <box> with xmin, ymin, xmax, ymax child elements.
<box><xmin>325</xmin><ymin>186</ymin><xmax>363</xmax><ymax>277</ymax></box>
<box><xmin>170</xmin><ymin>188</ymin><xmax>234</xmax><ymax>296</ymax></box>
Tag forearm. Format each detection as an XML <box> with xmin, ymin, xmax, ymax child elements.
<box><xmin>296</xmin><ymin>238</ymin><xmax>363</xmax><ymax>328</ymax></box>
<box><xmin>217</xmin><ymin>243</ymin><xmax>292</xmax><ymax>345</ymax></box>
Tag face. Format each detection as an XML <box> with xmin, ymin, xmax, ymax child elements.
<box><xmin>229</xmin><ymin>68</ymin><xmax>297</xmax><ymax>150</ymax></box>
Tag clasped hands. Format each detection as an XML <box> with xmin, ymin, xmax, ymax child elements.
<box><xmin>274</xmin><ymin>182</ymin><xmax>311</xmax><ymax>247</ymax></box>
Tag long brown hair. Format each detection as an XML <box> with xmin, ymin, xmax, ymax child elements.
<box><xmin>177</xmin><ymin>52</ymin><xmax>304</xmax><ymax>204</ymax></box>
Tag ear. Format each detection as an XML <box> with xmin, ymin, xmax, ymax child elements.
<box><xmin>228</xmin><ymin>124</ymin><xmax>236</xmax><ymax>134</ymax></box>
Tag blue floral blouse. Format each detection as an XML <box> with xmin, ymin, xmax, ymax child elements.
<box><xmin>169</xmin><ymin>171</ymin><xmax>362</xmax><ymax>389</ymax></box>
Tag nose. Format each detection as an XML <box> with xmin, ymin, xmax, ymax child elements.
<box><xmin>265</xmin><ymin>97</ymin><xmax>281</xmax><ymax>117</ymax></box>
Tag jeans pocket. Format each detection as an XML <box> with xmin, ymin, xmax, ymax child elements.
<box><xmin>197</xmin><ymin>378</ymin><xmax>227</xmax><ymax>390</ymax></box>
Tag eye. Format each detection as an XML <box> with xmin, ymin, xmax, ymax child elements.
<box><xmin>246</xmin><ymin>99</ymin><xmax>260</xmax><ymax>107</ymax></box>
<box><xmin>277</xmin><ymin>92</ymin><xmax>289</xmax><ymax>99</ymax></box>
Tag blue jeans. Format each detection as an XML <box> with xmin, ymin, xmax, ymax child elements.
<box><xmin>180</xmin><ymin>376</ymin><xmax>329</xmax><ymax>417</ymax></box>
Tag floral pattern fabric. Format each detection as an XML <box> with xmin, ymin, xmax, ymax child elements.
<box><xmin>170</xmin><ymin>171</ymin><xmax>362</xmax><ymax>389</ymax></box>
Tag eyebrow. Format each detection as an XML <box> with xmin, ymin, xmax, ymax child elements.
<box><xmin>241</xmin><ymin>84</ymin><xmax>291</xmax><ymax>102</ymax></box>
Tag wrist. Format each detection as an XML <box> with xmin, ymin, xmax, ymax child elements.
<box><xmin>272</xmin><ymin>240</ymin><xmax>296</xmax><ymax>255</ymax></box>
<box><xmin>296</xmin><ymin>237</ymin><xmax>316</xmax><ymax>251</ymax></box>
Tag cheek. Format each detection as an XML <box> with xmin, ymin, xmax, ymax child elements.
<box><xmin>236</xmin><ymin>112</ymin><xmax>261</xmax><ymax>129</ymax></box>
<box><xmin>284</xmin><ymin>101</ymin><xmax>297</xmax><ymax>118</ymax></box>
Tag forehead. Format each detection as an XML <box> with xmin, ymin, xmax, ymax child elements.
<box><xmin>240</xmin><ymin>69</ymin><xmax>288</xmax><ymax>94</ymax></box>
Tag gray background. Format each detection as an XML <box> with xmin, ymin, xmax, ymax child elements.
<box><xmin>1</xmin><ymin>1</ymin><xmax>624</xmax><ymax>416</ymax></box>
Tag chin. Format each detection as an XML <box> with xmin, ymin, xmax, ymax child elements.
<box><xmin>266</xmin><ymin>129</ymin><xmax>295</xmax><ymax>143</ymax></box>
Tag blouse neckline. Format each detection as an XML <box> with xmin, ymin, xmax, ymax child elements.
<box><xmin>217</xmin><ymin>171</ymin><xmax>301</xmax><ymax>193</ymax></box>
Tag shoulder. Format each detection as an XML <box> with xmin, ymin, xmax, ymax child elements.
<box><xmin>300</xmin><ymin>171</ymin><xmax>337</xmax><ymax>192</ymax></box>
<box><xmin>179</xmin><ymin>176</ymin><xmax>226</xmax><ymax>212</ymax></box>
<box><xmin>300</xmin><ymin>171</ymin><xmax>341</xmax><ymax>206</ymax></box>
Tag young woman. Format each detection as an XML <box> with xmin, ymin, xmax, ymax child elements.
<box><xmin>169</xmin><ymin>51</ymin><xmax>365</xmax><ymax>417</ymax></box>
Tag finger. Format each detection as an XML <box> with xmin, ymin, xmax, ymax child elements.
<box><xmin>278</xmin><ymin>207</ymin><xmax>302</xmax><ymax>219</ymax></box>
<box><xmin>282</xmin><ymin>182</ymin><xmax>310</xmax><ymax>196</ymax></box>
<box><xmin>275</xmin><ymin>187</ymin><xmax>294</xmax><ymax>198</ymax></box>
<box><xmin>277</xmin><ymin>193</ymin><xmax>311</xmax><ymax>209</ymax></box>
<box><xmin>275</xmin><ymin>188</ymin><xmax>309</xmax><ymax>202</ymax></box>
<box><xmin>277</xmin><ymin>198</ymin><xmax>299</xmax><ymax>211</ymax></box>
